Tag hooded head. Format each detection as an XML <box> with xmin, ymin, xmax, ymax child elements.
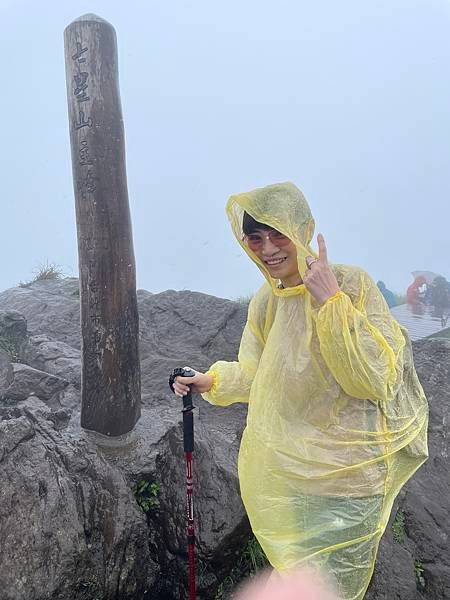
<box><xmin>413</xmin><ymin>275</ymin><xmax>426</xmax><ymax>288</ymax></box>
<box><xmin>226</xmin><ymin>182</ymin><xmax>317</xmax><ymax>297</ymax></box>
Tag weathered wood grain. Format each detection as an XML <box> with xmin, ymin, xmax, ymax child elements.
<box><xmin>64</xmin><ymin>14</ymin><xmax>140</xmax><ymax>436</ymax></box>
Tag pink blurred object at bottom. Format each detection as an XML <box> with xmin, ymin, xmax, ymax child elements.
<box><xmin>233</xmin><ymin>568</ymin><xmax>339</xmax><ymax>600</ymax></box>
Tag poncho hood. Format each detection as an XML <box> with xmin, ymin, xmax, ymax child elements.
<box><xmin>226</xmin><ymin>182</ymin><xmax>317</xmax><ymax>297</ymax></box>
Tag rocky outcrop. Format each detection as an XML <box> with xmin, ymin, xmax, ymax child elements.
<box><xmin>0</xmin><ymin>281</ymin><xmax>249</xmax><ymax>600</ymax></box>
<box><xmin>0</xmin><ymin>280</ymin><xmax>81</xmax><ymax>348</ymax></box>
<box><xmin>22</xmin><ymin>334</ymin><xmax>81</xmax><ymax>386</ymax></box>
<box><xmin>0</xmin><ymin>396</ymin><xmax>158</xmax><ymax>599</ymax></box>
<box><xmin>0</xmin><ymin>279</ymin><xmax>448</xmax><ymax>599</ymax></box>
<box><xmin>5</xmin><ymin>363</ymin><xmax>69</xmax><ymax>403</ymax></box>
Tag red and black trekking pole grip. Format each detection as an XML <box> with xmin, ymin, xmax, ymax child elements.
<box><xmin>169</xmin><ymin>367</ymin><xmax>196</xmax><ymax>600</ymax></box>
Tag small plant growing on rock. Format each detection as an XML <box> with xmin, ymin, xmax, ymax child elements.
<box><xmin>242</xmin><ymin>535</ymin><xmax>269</xmax><ymax>573</ymax></box>
<box><xmin>214</xmin><ymin>536</ymin><xmax>269</xmax><ymax>599</ymax></box>
<box><xmin>392</xmin><ymin>509</ymin><xmax>406</xmax><ymax>544</ymax></box>
<box><xmin>0</xmin><ymin>395</ymin><xmax>17</xmax><ymax>407</ymax></box>
<box><xmin>133</xmin><ymin>479</ymin><xmax>160</xmax><ymax>513</ymax></box>
<box><xmin>19</xmin><ymin>261</ymin><xmax>65</xmax><ymax>288</ymax></box>
<box><xmin>215</xmin><ymin>575</ymin><xmax>236</xmax><ymax>600</ymax></box>
<box><xmin>414</xmin><ymin>560</ymin><xmax>426</xmax><ymax>589</ymax></box>
<box><xmin>0</xmin><ymin>336</ymin><xmax>19</xmax><ymax>362</ymax></box>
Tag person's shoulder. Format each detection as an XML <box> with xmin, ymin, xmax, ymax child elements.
<box><xmin>331</xmin><ymin>264</ymin><xmax>371</xmax><ymax>288</ymax></box>
<box><xmin>331</xmin><ymin>264</ymin><xmax>376</xmax><ymax>303</ymax></box>
<box><xmin>250</xmin><ymin>283</ymin><xmax>273</xmax><ymax>310</ymax></box>
<box><xmin>246</xmin><ymin>283</ymin><xmax>278</xmax><ymax>325</ymax></box>
<box><xmin>248</xmin><ymin>283</ymin><xmax>280</xmax><ymax>338</ymax></box>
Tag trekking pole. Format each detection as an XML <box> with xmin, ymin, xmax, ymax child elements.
<box><xmin>169</xmin><ymin>367</ymin><xmax>197</xmax><ymax>600</ymax></box>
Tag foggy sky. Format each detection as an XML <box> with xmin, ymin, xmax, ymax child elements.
<box><xmin>1</xmin><ymin>0</ymin><xmax>449</xmax><ymax>300</ymax></box>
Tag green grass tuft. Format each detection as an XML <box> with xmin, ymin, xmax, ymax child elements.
<box><xmin>214</xmin><ymin>536</ymin><xmax>269</xmax><ymax>599</ymax></box>
<box><xmin>392</xmin><ymin>509</ymin><xmax>406</xmax><ymax>544</ymax></box>
<box><xmin>414</xmin><ymin>560</ymin><xmax>425</xmax><ymax>589</ymax></box>
<box><xmin>0</xmin><ymin>335</ymin><xmax>20</xmax><ymax>362</ymax></box>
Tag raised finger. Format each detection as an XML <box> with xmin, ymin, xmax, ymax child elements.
<box><xmin>317</xmin><ymin>233</ymin><xmax>328</xmax><ymax>263</ymax></box>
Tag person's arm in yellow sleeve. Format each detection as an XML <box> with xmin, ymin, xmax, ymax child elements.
<box><xmin>202</xmin><ymin>295</ymin><xmax>266</xmax><ymax>406</ymax></box>
<box><xmin>173</xmin><ymin>289</ymin><xmax>267</xmax><ymax>406</ymax></box>
<box><xmin>315</xmin><ymin>270</ymin><xmax>405</xmax><ymax>402</ymax></box>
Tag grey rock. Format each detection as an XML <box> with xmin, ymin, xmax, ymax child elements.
<box><xmin>0</xmin><ymin>280</ymin><xmax>248</xmax><ymax>599</ymax></box>
<box><xmin>93</xmin><ymin>406</ymin><xmax>248</xmax><ymax>599</ymax></box>
<box><xmin>58</xmin><ymin>383</ymin><xmax>82</xmax><ymax>413</ymax></box>
<box><xmin>6</xmin><ymin>363</ymin><xmax>69</xmax><ymax>404</ymax></box>
<box><xmin>0</xmin><ymin>397</ymin><xmax>158</xmax><ymax>600</ymax></box>
<box><xmin>0</xmin><ymin>349</ymin><xmax>13</xmax><ymax>391</ymax></box>
<box><xmin>0</xmin><ymin>279</ymin><xmax>448</xmax><ymax>599</ymax></box>
<box><xmin>0</xmin><ymin>414</ymin><xmax>35</xmax><ymax>462</ymax></box>
<box><xmin>0</xmin><ymin>309</ymin><xmax>27</xmax><ymax>343</ymax></box>
<box><xmin>0</xmin><ymin>310</ymin><xmax>27</xmax><ymax>359</ymax></box>
<box><xmin>0</xmin><ymin>279</ymin><xmax>81</xmax><ymax>348</ymax></box>
<box><xmin>366</xmin><ymin>521</ymin><xmax>420</xmax><ymax>600</ymax></box>
<box><xmin>137</xmin><ymin>288</ymin><xmax>247</xmax><ymax>401</ymax></box>
<box><xmin>22</xmin><ymin>334</ymin><xmax>81</xmax><ymax>386</ymax></box>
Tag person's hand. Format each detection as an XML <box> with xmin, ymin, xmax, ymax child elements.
<box><xmin>172</xmin><ymin>368</ymin><xmax>213</xmax><ymax>397</ymax></box>
<box><xmin>304</xmin><ymin>233</ymin><xmax>340</xmax><ymax>305</ymax></box>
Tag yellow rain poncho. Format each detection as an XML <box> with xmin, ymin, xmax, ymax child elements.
<box><xmin>202</xmin><ymin>182</ymin><xmax>428</xmax><ymax>600</ymax></box>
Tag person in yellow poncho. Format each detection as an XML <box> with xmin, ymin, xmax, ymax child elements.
<box><xmin>173</xmin><ymin>182</ymin><xmax>428</xmax><ymax>600</ymax></box>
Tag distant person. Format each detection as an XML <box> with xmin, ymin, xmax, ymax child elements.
<box><xmin>376</xmin><ymin>280</ymin><xmax>396</xmax><ymax>308</ymax></box>
<box><xmin>430</xmin><ymin>276</ymin><xmax>450</xmax><ymax>310</ymax></box>
<box><xmin>406</xmin><ymin>275</ymin><xmax>427</xmax><ymax>304</ymax></box>
<box><xmin>171</xmin><ymin>182</ymin><xmax>428</xmax><ymax>600</ymax></box>
<box><xmin>424</xmin><ymin>284</ymin><xmax>433</xmax><ymax>306</ymax></box>
<box><xmin>430</xmin><ymin>276</ymin><xmax>450</xmax><ymax>327</ymax></box>
<box><xmin>406</xmin><ymin>275</ymin><xmax>427</xmax><ymax>306</ymax></box>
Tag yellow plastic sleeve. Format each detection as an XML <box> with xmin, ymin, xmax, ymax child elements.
<box><xmin>205</xmin><ymin>370</ymin><xmax>219</xmax><ymax>395</ymax></box>
<box><xmin>316</xmin><ymin>289</ymin><xmax>400</xmax><ymax>402</ymax></box>
<box><xmin>323</xmin><ymin>290</ymin><xmax>346</xmax><ymax>305</ymax></box>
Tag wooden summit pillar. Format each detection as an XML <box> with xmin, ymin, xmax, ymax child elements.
<box><xmin>64</xmin><ymin>14</ymin><xmax>141</xmax><ymax>436</ymax></box>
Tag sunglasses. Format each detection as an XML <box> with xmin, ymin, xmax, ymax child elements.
<box><xmin>243</xmin><ymin>230</ymin><xmax>291</xmax><ymax>251</ymax></box>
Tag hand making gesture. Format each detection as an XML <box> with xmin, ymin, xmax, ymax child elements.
<box><xmin>304</xmin><ymin>233</ymin><xmax>340</xmax><ymax>305</ymax></box>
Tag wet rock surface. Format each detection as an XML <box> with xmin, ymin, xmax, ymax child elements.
<box><xmin>0</xmin><ymin>280</ymin><xmax>448</xmax><ymax>599</ymax></box>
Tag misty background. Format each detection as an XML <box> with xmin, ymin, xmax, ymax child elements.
<box><xmin>1</xmin><ymin>0</ymin><xmax>449</xmax><ymax>300</ymax></box>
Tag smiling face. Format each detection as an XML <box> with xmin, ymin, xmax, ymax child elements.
<box><xmin>245</xmin><ymin>228</ymin><xmax>302</xmax><ymax>288</ymax></box>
